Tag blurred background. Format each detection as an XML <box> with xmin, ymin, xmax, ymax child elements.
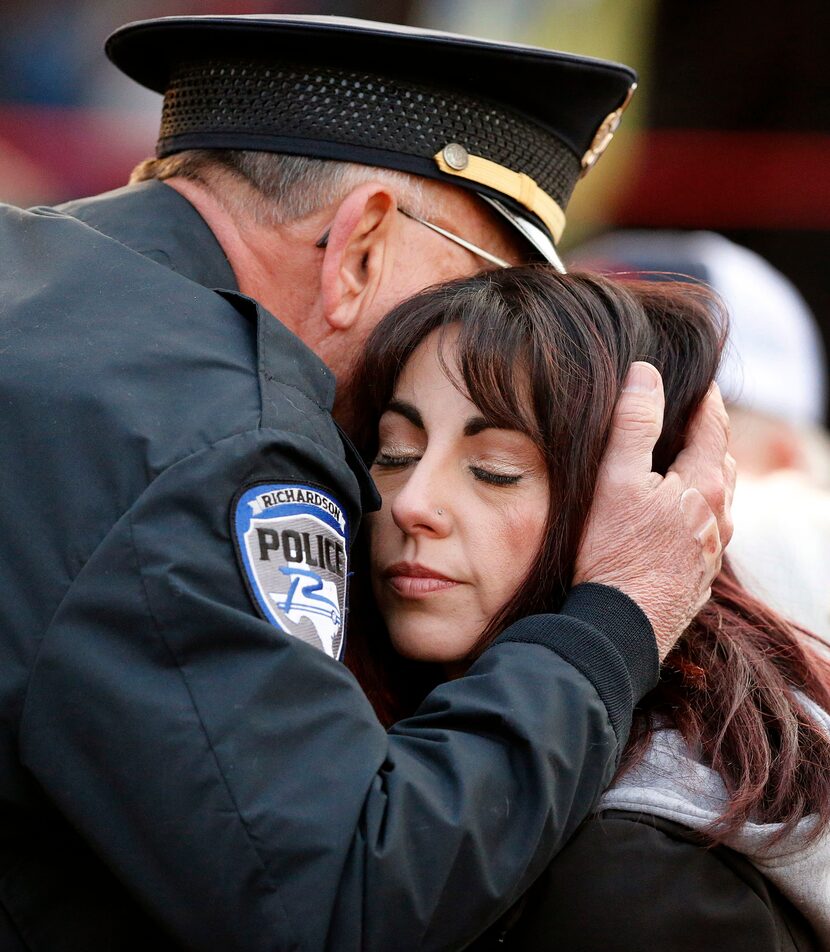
<box><xmin>1</xmin><ymin>0</ymin><xmax>827</xmax><ymax>421</ymax></box>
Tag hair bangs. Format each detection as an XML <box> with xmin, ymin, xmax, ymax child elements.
<box><xmin>437</xmin><ymin>287</ymin><xmax>542</xmax><ymax>442</ymax></box>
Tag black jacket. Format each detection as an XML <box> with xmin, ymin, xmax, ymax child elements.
<box><xmin>474</xmin><ymin>811</ymin><xmax>818</xmax><ymax>951</ymax></box>
<box><xmin>0</xmin><ymin>180</ymin><xmax>657</xmax><ymax>951</ymax></box>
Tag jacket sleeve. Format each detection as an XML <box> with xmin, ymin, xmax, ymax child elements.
<box><xmin>20</xmin><ymin>426</ymin><xmax>657</xmax><ymax>952</ymax></box>
<box><xmin>505</xmin><ymin>812</ymin><xmax>804</xmax><ymax>952</ymax></box>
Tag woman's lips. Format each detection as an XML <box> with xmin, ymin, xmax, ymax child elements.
<box><xmin>383</xmin><ymin>562</ymin><xmax>460</xmax><ymax>598</ymax></box>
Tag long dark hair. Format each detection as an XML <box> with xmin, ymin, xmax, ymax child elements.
<box><xmin>344</xmin><ymin>266</ymin><xmax>830</xmax><ymax>843</ymax></box>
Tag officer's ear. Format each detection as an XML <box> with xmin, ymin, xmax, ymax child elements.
<box><xmin>319</xmin><ymin>183</ymin><xmax>397</xmax><ymax>331</ymax></box>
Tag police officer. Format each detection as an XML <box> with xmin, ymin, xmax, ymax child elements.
<box><xmin>0</xmin><ymin>15</ymin><xmax>732</xmax><ymax>952</ymax></box>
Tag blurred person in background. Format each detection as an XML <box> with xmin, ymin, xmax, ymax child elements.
<box><xmin>574</xmin><ymin>230</ymin><xmax>830</xmax><ymax>641</ymax></box>
<box><xmin>0</xmin><ymin>15</ymin><xmax>732</xmax><ymax>951</ymax></box>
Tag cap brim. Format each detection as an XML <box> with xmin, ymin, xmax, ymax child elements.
<box><xmin>481</xmin><ymin>196</ymin><xmax>566</xmax><ymax>272</ymax></box>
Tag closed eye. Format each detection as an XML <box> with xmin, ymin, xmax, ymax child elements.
<box><xmin>374</xmin><ymin>451</ymin><xmax>421</xmax><ymax>468</ymax></box>
<box><xmin>469</xmin><ymin>466</ymin><xmax>522</xmax><ymax>486</ymax></box>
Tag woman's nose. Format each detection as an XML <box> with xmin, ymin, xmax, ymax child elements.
<box><xmin>390</xmin><ymin>458</ymin><xmax>451</xmax><ymax>537</ymax></box>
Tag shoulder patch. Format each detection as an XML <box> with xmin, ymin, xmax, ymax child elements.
<box><xmin>232</xmin><ymin>483</ymin><xmax>348</xmax><ymax>660</ymax></box>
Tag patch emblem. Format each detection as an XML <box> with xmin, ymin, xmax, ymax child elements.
<box><xmin>233</xmin><ymin>483</ymin><xmax>348</xmax><ymax>660</ymax></box>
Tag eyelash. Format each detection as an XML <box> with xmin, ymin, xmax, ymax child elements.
<box><xmin>469</xmin><ymin>467</ymin><xmax>522</xmax><ymax>487</ymax></box>
<box><xmin>374</xmin><ymin>452</ymin><xmax>417</xmax><ymax>468</ymax></box>
<box><xmin>374</xmin><ymin>453</ymin><xmax>522</xmax><ymax>487</ymax></box>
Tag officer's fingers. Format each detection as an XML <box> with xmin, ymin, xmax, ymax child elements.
<box><xmin>669</xmin><ymin>385</ymin><xmax>732</xmax><ymax>542</ymax></box>
<box><xmin>599</xmin><ymin>362</ymin><xmax>665</xmax><ymax>486</ymax></box>
<box><xmin>682</xmin><ymin>485</ymin><xmax>722</xmax><ymax>583</ymax></box>
<box><xmin>681</xmin><ymin>484</ymin><xmax>720</xmax><ymax>551</ymax></box>
<box><xmin>721</xmin><ymin>451</ymin><xmax>737</xmax><ymax>546</ymax></box>
<box><xmin>670</xmin><ymin>384</ymin><xmax>729</xmax><ymax>482</ymax></box>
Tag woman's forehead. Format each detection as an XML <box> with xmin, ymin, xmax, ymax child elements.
<box><xmin>387</xmin><ymin>327</ymin><xmax>541</xmax><ymax>441</ymax></box>
<box><xmin>392</xmin><ymin>334</ymin><xmax>476</xmax><ymax>416</ymax></box>
<box><xmin>394</xmin><ymin>327</ymin><xmax>465</xmax><ymax>393</ymax></box>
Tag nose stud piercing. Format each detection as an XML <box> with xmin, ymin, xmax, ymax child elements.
<box><xmin>437</xmin><ymin>508</ymin><xmax>444</xmax><ymax>516</ymax></box>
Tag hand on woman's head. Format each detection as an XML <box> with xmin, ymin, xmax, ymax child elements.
<box><xmin>573</xmin><ymin>366</ymin><xmax>734</xmax><ymax>659</ymax></box>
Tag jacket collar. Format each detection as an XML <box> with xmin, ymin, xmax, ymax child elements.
<box><xmin>56</xmin><ymin>179</ymin><xmax>238</xmax><ymax>292</ymax></box>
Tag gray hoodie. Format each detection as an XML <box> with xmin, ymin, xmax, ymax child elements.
<box><xmin>600</xmin><ymin>697</ymin><xmax>830</xmax><ymax>951</ymax></box>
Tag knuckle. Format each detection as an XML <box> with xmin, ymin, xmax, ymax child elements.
<box><xmin>661</xmin><ymin>470</ymin><xmax>684</xmax><ymax>499</ymax></box>
<box><xmin>696</xmin><ymin>511</ymin><xmax>720</xmax><ymax>545</ymax></box>
<box><xmin>703</xmin><ymin>529</ymin><xmax>721</xmax><ymax>558</ymax></box>
<box><xmin>680</xmin><ymin>486</ymin><xmax>711</xmax><ymax>527</ymax></box>
<box><xmin>615</xmin><ymin>399</ymin><xmax>660</xmax><ymax>433</ymax></box>
<box><xmin>709</xmin><ymin>484</ymin><xmax>727</xmax><ymax>512</ymax></box>
<box><xmin>645</xmin><ymin>472</ymin><xmax>664</xmax><ymax>492</ymax></box>
<box><xmin>697</xmin><ymin>476</ymin><xmax>725</xmax><ymax>512</ymax></box>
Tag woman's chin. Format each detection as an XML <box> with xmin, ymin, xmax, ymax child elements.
<box><xmin>389</xmin><ymin>629</ymin><xmax>476</xmax><ymax>666</ymax></box>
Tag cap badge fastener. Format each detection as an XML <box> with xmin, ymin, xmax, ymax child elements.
<box><xmin>442</xmin><ymin>143</ymin><xmax>470</xmax><ymax>171</ymax></box>
<box><xmin>435</xmin><ymin>146</ymin><xmax>567</xmax><ymax>244</ymax></box>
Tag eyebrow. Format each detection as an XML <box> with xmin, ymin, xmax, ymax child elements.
<box><xmin>463</xmin><ymin>416</ymin><xmax>492</xmax><ymax>437</ymax></box>
<box><xmin>385</xmin><ymin>399</ymin><xmax>493</xmax><ymax>437</ymax></box>
<box><xmin>386</xmin><ymin>399</ymin><xmax>424</xmax><ymax>429</ymax></box>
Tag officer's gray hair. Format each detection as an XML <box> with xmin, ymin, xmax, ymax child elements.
<box><xmin>131</xmin><ymin>150</ymin><xmax>428</xmax><ymax>226</ymax></box>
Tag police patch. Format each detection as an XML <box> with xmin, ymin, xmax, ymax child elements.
<box><xmin>233</xmin><ymin>483</ymin><xmax>348</xmax><ymax>660</ymax></box>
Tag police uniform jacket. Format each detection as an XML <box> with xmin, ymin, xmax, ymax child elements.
<box><xmin>0</xmin><ymin>180</ymin><xmax>657</xmax><ymax>951</ymax></box>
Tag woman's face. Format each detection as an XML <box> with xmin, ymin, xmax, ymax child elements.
<box><xmin>368</xmin><ymin>327</ymin><xmax>549</xmax><ymax>666</ymax></box>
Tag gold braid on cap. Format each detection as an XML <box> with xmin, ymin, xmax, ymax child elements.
<box><xmin>434</xmin><ymin>148</ymin><xmax>566</xmax><ymax>244</ymax></box>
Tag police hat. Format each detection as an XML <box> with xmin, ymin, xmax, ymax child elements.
<box><xmin>106</xmin><ymin>15</ymin><xmax>637</xmax><ymax>270</ymax></box>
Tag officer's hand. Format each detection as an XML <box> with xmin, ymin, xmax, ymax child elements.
<box><xmin>573</xmin><ymin>362</ymin><xmax>735</xmax><ymax>660</ymax></box>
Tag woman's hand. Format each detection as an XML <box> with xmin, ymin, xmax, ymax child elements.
<box><xmin>573</xmin><ymin>362</ymin><xmax>735</xmax><ymax>659</ymax></box>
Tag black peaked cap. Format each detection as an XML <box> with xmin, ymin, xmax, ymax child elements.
<box><xmin>106</xmin><ymin>16</ymin><xmax>637</xmax><ymax>262</ymax></box>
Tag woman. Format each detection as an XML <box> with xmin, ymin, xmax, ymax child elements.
<box><xmin>345</xmin><ymin>266</ymin><xmax>830</xmax><ymax>951</ymax></box>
